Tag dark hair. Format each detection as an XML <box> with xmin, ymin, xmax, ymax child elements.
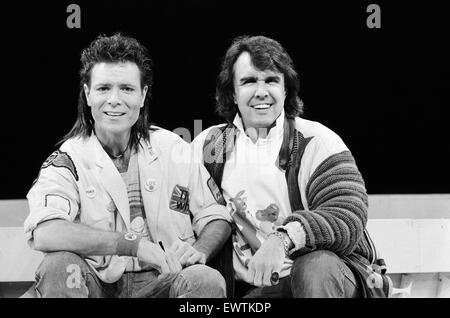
<box><xmin>216</xmin><ymin>35</ymin><xmax>304</xmax><ymax>122</ymax></box>
<box><xmin>59</xmin><ymin>33</ymin><xmax>154</xmax><ymax>151</ymax></box>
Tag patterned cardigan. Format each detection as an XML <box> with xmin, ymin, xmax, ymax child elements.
<box><xmin>197</xmin><ymin>115</ymin><xmax>387</xmax><ymax>297</ymax></box>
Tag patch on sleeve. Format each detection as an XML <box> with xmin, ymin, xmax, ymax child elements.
<box><xmin>45</xmin><ymin>194</ymin><xmax>71</xmax><ymax>214</ymax></box>
<box><xmin>170</xmin><ymin>185</ymin><xmax>190</xmax><ymax>214</ymax></box>
<box><xmin>42</xmin><ymin>150</ymin><xmax>79</xmax><ymax>181</ymax></box>
<box><xmin>207</xmin><ymin>177</ymin><xmax>226</xmax><ymax>205</ymax></box>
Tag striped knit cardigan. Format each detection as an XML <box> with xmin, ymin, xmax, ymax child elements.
<box><xmin>288</xmin><ymin>149</ymin><xmax>373</xmax><ymax>261</ymax></box>
<box><xmin>201</xmin><ymin>115</ymin><xmax>389</xmax><ymax>297</ymax></box>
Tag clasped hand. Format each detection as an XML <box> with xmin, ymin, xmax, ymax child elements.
<box><xmin>137</xmin><ymin>240</ymin><xmax>206</xmax><ymax>276</ymax></box>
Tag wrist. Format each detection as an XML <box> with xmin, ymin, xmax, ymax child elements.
<box><xmin>277</xmin><ymin>229</ymin><xmax>294</xmax><ymax>250</ymax></box>
<box><xmin>277</xmin><ymin>222</ymin><xmax>306</xmax><ymax>252</ymax></box>
<box><xmin>268</xmin><ymin>231</ymin><xmax>290</xmax><ymax>255</ymax></box>
<box><xmin>197</xmin><ymin>250</ymin><xmax>207</xmax><ymax>264</ymax></box>
<box><xmin>192</xmin><ymin>243</ymin><xmax>209</xmax><ymax>262</ymax></box>
<box><xmin>116</xmin><ymin>232</ymin><xmax>141</xmax><ymax>257</ymax></box>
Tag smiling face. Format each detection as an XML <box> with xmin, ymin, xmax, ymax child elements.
<box><xmin>233</xmin><ymin>52</ymin><xmax>286</xmax><ymax>131</ymax></box>
<box><xmin>84</xmin><ymin>62</ymin><xmax>147</xmax><ymax>142</ymax></box>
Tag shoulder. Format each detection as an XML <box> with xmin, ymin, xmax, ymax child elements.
<box><xmin>58</xmin><ymin>135</ymin><xmax>93</xmax><ymax>157</ymax></box>
<box><xmin>149</xmin><ymin>126</ymin><xmax>188</xmax><ymax>147</ymax></box>
<box><xmin>191</xmin><ymin>123</ymin><xmax>229</xmax><ymax>164</ymax></box>
<box><xmin>58</xmin><ymin>136</ymin><xmax>81</xmax><ymax>152</ymax></box>
<box><xmin>293</xmin><ymin>117</ymin><xmax>353</xmax><ymax>177</ymax></box>
<box><xmin>58</xmin><ymin>135</ymin><xmax>100</xmax><ymax>169</ymax></box>
<box><xmin>294</xmin><ymin>117</ymin><xmax>348</xmax><ymax>154</ymax></box>
<box><xmin>50</xmin><ymin>137</ymin><xmax>85</xmax><ymax>166</ymax></box>
<box><xmin>33</xmin><ymin>137</ymin><xmax>83</xmax><ymax>185</ymax></box>
<box><xmin>146</xmin><ymin>126</ymin><xmax>191</xmax><ymax>162</ymax></box>
<box><xmin>192</xmin><ymin>123</ymin><xmax>229</xmax><ymax>148</ymax></box>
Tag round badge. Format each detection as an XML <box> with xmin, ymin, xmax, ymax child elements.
<box><xmin>107</xmin><ymin>201</ymin><xmax>116</xmax><ymax>213</ymax></box>
<box><xmin>86</xmin><ymin>186</ymin><xmax>96</xmax><ymax>199</ymax></box>
<box><xmin>130</xmin><ymin>217</ymin><xmax>145</xmax><ymax>233</ymax></box>
<box><xmin>145</xmin><ymin>178</ymin><xmax>157</xmax><ymax>192</ymax></box>
<box><xmin>124</xmin><ymin>232</ymin><xmax>137</xmax><ymax>241</ymax></box>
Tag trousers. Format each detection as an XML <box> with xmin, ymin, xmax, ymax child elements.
<box><xmin>34</xmin><ymin>251</ymin><xmax>226</xmax><ymax>298</ymax></box>
<box><xmin>238</xmin><ymin>250</ymin><xmax>360</xmax><ymax>298</ymax></box>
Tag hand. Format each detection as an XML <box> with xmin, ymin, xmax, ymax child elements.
<box><xmin>247</xmin><ymin>235</ymin><xmax>285</xmax><ymax>287</ymax></box>
<box><xmin>137</xmin><ymin>240</ymin><xmax>182</xmax><ymax>275</ymax></box>
<box><xmin>169</xmin><ymin>240</ymin><xmax>206</xmax><ymax>267</ymax></box>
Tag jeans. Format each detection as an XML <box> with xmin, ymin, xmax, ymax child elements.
<box><xmin>239</xmin><ymin>250</ymin><xmax>359</xmax><ymax>298</ymax></box>
<box><xmin>34</xmin><ymin>251</ymin><xmax>226</xmax><ymax>298</ymax></box>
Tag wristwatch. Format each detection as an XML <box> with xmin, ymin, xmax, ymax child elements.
<box><xmin>269</xmin><ymin>231</ymin><xmax>290</xmax><ymax>255</ymax></box>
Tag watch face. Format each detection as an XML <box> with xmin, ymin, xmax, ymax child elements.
<box><xmin>124</xmin><ymin>232</ymin><xmax>137</xmax><ymax>241</ymax></box>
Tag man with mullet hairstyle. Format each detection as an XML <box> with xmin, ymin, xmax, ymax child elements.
<box><xmin>192</xmin><ymin>35</ymin><xmax>389</xmax><ymax>298</ymax></box>
<box><xmin>25</xmin><ymin>33</ymin><xmax>231</xmax><ymax>298</ymax></box>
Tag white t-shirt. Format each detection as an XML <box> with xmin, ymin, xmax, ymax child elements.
<box><xmin>218</xmin><ymin>111</ymin><xmax>295</xmax><ymax>282</ymax></box>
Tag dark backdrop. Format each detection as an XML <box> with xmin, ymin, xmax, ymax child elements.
<box><xmin>3</xmin><ymin>0</ymin><xmax>449</xmax><ymax>199</ymax></box>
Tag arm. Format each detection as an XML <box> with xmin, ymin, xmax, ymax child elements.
<box><xmin>193</xmin><ymin>219</ymin><xmax>231</xmax><ymax>262</ymax></box>
<box><xmin>248</xmin><ymin>150</ymin><xmax>367</xmax><ymax>287</ymax></box>
<box><xmin>34</xmin><ymin>219</ymin><xmax>180</xmax><ymax>274</ymax></box>
<box><xmin>285</xmin><ymin>150</ymin><xmax>368</xmax><ymax>257</ymax></box>
<box><xmin>33</xmin><ymin>219</ymin><xmax>122</xmax><ymax>255</ymax></box>
<box><xmin>26</xmin><ymin>148</ymin><xmax>179</xmax><ymax>273</ymax></box>
<box><xmin>169</xmin><ymin>219</ymin><xmax>231</xmax><ymax>267</ymax></box>
<box><xmin>181</xmin><ymin>137</ymin><xmax>233</xmax><ymax>262</ymax></box>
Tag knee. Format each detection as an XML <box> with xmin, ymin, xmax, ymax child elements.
<box><xmin>176</xmin><ymin>264</ymin><xmax>226</xmax><ymax>298</ymax></box>
<box><xmin>35</xmin><ymin>251</ymin><xmax>90</xmax><ymax>297</ymax></box>
<box><xmin>38</xmin><ymin>252</ymin><xmax>84</xmax><ymax>273</ymax></box>
<box><xmin>184</xmin><ymin>264</ymin><xmax>226</xmax><ymax>294</ymax></box>
<box><xmin>290</xmin><ymin>250</ymin><xmax>345</xmax><ymax>297</ymax></box>
<box><xmin>292</xmin><ymin>250</ymin><xmax>342</xmax><ymax>280</ymax></box>
<box><xmin>36</xmin><ymin>251</ymin><xmax>87</xmax><ymax>279</ymax></box>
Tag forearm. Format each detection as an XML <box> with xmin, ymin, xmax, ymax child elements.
<box><xmin>193</xmin><ymin>219</ymin><xmax>231</xmax><ymax>262</ymax></box>
<box><xmin>285</xmin><ymin>150</ymin><xmax>368</xmax><ymax>256</ymax></box>
<box><xmin>33</xmin><ymin>219</ymin><xmax>122</xmax><ymax>256</ymax></box>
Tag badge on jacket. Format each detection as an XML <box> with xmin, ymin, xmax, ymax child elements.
<box><xmin>207</xmin><ymin>177</ymin><xmax>226</xmax><ymax>205</ymax></box>
<box><xmin>42</xmin><ymin>149</ymin><xmax>79</xmax><ymax>181</ymax></box>
<box><xmin>170</xmin><ymin>185</ymin><xmax>189</xmax><ymax>214</ymax></box>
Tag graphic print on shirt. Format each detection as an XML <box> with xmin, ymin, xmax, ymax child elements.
<box><xmin>128</xmin><ymin>181</ymin><xmax>151</xmax><ymax>241</ymax></box>
<box><xmin>121</xmin><ymin>153</ymin><xmax>152</xmax><ymax>271</ymax></box>
<box><xmin>255</xmin><ymin>203</ymin><xmax>283</xmax><ymax>234</ymax></box>
<box><xmin>228</xmin><ymin>190</ymin><xmax>285</xmax><ymax>268</ymax></box>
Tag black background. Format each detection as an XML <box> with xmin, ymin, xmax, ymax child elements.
<box><xmin>2</xmin><ymin>0</ymin><xmax>449</xmax><ymax>199</ymax></box>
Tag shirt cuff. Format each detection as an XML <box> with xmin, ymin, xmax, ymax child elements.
<box><xmin>276</xmin><ymin>221</ymin><xmax>306</xmax><ymax>255</ymax></box>
<box><xmin>192</xmin><ymin>205</ymin><xmax>232</xmax><ymax>235</ymax></box>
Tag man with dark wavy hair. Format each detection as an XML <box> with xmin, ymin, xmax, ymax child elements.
<box><xmin>25</xmin><ymin>33</ymin><xmax>231</xmax><ymax>298</ymax></box>
<box><xmin>193</xmin><ymin>35</ymin><xmax>388</xmax><ymax>298</ymax></box>
<box><xmin>215</xmin><ymin>36</ymin><xmax>304</xmax><ymax>124</ymax></box>
<box><xmin>60</xmin><ymin>33</ymin><xmax>155</xmax><ymax>151</ymax></box>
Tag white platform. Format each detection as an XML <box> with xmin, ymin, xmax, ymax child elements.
<box><xmin>367</xmin><ymin>219</ymin><xmax>450</xmax><ymax>274</ymax></box>
<box><xmin>1</xmin><ymin>195</ymin><xmax>450</xmax><ymax>288</ymax></box>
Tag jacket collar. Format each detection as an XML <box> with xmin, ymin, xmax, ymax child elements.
<box><xmin>278</xmin><ymin>116</ymin><xmax>295</xmax><ymax>171</ymax></box>
<box><xmin>80</xmin><ymin>133</ymin><xmax>159</xmax><ymax>229</ymax></box>
<box><xmin>84</xmin><ymin>134</ymin><xmax>159</xmax><ymax>168</ymax></box>
<box><xmin>138</xmin><ymin>135</ymin><xmax>159</xmax><ymax>166</ymax></box>
<box><xmin>232</xmin><ymin>109</ymin><xmax>285</xmax><ymax>142</ymax></box>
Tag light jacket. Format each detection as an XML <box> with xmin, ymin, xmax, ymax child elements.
<box><xmin>193</xmin><ymin>114</ymin><xmax>373</xmax><ymax>279</ymax></box>
<box><xmin>25</xmin><ymin>128</ymin><xmax>231</xmax><ymax>283</ymax></box>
